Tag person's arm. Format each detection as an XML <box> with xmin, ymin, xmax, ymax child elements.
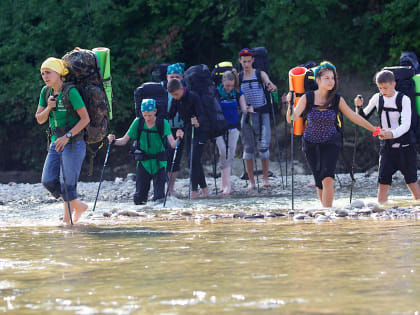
<box><xmin>380</xmin><ymin>95</ymin><xmax>412</xmax><ymax>140</ymax></box>
<box><xmin>340</xmin><ymin>97</ymin><xmax>376</xmax><ymax>132</ymax></box>
<box><xmin>286</xmin><ymin>93</ymin><xmax>307</xmax><ymax>124</ymax></box>
<box><xmin>260</xmin><ymin>71</ymin><xmax>277</xmax><ymax>92</ymax></box>
<box><xmin>238</xmin><ymin>92</ymin><xmax>248</xmax><ymax>113</ymax></box>
<box><xmin>192</xmin><ymin>92</ymin><xmax>204</xmax><ymax>128</ymax></box>
<box><xmin>107</xmin><ymin>134</ymin><xmax>131</xmax><ymax>146</ymax></box>
<box><xmin>354</xmin><ymin>94</ymin><xmax>377</xmax><ymax>120</ymax></box>
<box><xmin>166</xmin><ymin>129</ymin><xmax>184</xmax><ymax>148</ymax></box>
<box><xmin>35</xmin><ymin>89</ymin><xmax>55</xmax><ymax>124</ymax></box>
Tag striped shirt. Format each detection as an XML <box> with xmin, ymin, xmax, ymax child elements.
<box><xmin>240</xmin><ymin>70</ymin><xmax>266</xmax><ymax>109</ymax></box>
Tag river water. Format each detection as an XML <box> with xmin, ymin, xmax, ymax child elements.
<box><xmin>1</xmin><ymin>182</ymin><xmax>420</xmax><ymax>314</ymax></box>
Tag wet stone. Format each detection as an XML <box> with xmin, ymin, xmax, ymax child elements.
<box><xmin>274</xmin><ymin>212</ymin><xmax>286</xmax><ymax>217</ymax></box>
<box><xmin>351</xmin><ymin>200</ymin><xmax>365</xmax><ymax>209</ymax></box>
<box><xmin>367</xmin><ymin>202</ymin><xmax>381</xmax><ymax>212</ymax></box>
<box><xmin>293</xmin><ymin>214</ymin><xmax>306</xmax><ymax>220</ymax></box>
<box><xmin>264</xmin><ymin>212</ymin><xmax>277</xmax><ymax>218</ymax></box>
<box><xmin>118</xmin><ymin>210</ymin><xmax>141</xmax><ymax>217</ymax></box>
<box><xmin>233</xmin><ymin>212</ymin><xmax>246</xmax><ymax>219</ymax></box>
<box><xmin>244</xmin><ymin>214</ymin><xmax>264</xmax><ymax>219</ymax></box>
<box><xmin>181</xmin><ymin>211</ymin><xmax>193</xmax><ymax>216</ymax></box>
<box><xmin>103</xmin><ymin>211</ymin><xmax>112</xmax><ymax>217</ymax></box>
<box><xmin>335</xmin><ymin>209</ymin><xmax>349</xmax><ymax>217</ymax></box>
<box><xmin>288</xmin><ymin>210</ymin><xmax>295</xmax><ymax>216</ymax></box>
<box><xmin>126</xmin><ymin>173</ymin><xmax>136</xmax><ymax>181</ymax></box>
<box><xmin>357</xmin><ymin>208</ymin><xmax>372</xmax><ymax>215</ymax></box>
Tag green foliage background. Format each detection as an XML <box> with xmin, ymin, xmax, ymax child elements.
<box><xmin>0</xmin><ymin>0</ymin><xmax>419</xmax><ymax>172</ymax></box>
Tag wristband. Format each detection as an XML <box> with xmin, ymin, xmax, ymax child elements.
<box><xmin>372</xmin><ymin>126</ymin><xmax>381</xmax><ymax>137</ymax></box>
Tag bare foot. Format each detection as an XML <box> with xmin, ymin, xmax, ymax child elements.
<box><xmin>222</xmin><ymin>187</ymin><xmax>232</xmax><ymax>195</ymax></box>
<box><xmin>245</xmin><ymin>184</ymin><xmax>256</xmax><ymax>191</ymax></box>
<box><xmin>73</xmin><ymin>200</ymin><xmax>88</xmax><ymax>223</ymax></box>
<box><xmin>201</xmin><ymin>188</ymin><xmax>209</xmax><ymax>198</ymax></box>
<box><xmin>190</xmin><ymin>190</ymin><xmax>199</xmax><ymax>199</ymax></box>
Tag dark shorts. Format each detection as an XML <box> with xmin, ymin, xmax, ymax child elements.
<box><xmin>378</xmin><ymin>145</ymin><xmax>418</xmax><ymax>185</ymax></box>
<box><xmin>302</xmin><ymin>138</ymin><xmax>341</xmax><ymax>190</ymax></box>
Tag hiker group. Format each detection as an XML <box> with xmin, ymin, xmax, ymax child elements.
<box><xmin>36</xmin><ymin>47</ymin><xmax>420</xmax><ymax>225</ymax></box>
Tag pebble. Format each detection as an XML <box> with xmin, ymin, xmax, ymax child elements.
<box><xmin>335</xmin><ymin>209</ymin><xmax>349</xmax><ymax>217</ymax></box>
<box><xmin>103</xmin><ymin>211</ymin><xmax>112</xmax><ymax>217</ymax></box>
<box><xmin>293</xmin><ymin>214</ymin><xmax>306</xmax><ymax>221</ymax></box>
<box><xmin>181</xmin><ymin>211</ymin><xmax>192</xmax><ymax>216</ymax></box>
<box><xmin>244</xmin><ymin>214</ymin><xmax>264</xmax><ymax>219</ymax></box>
<box><xmin>315</xmin><ymin>215</ymin><xmax>329</xmax><ymax>223</ymax></box>
<box><xmin>117</xmin><ymin>210</ymin><xmax>141</xmax><ymax>217</ymax></box>
<box><xmin>357</xmin><ymin>208</ymin><xmax>372</xmax><ymax>216</ymax></box>
<box><xmin>233</xmin><ymin>212</ymin><xmax>246</xmax><ymax>218</ymax></box>
<box><xmin>351</xmin><ymin>200</ymin><xmax>365</xmax><ymax>209</ymax></box>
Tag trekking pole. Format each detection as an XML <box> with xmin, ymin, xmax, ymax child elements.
<box><xmin>350</xmin><ymin>95</ymin><xmax>362</xmax><ymax>204</ymax></box>
<box><xmin>188</xmin><ymin>124</ymin><xmax>195</xmax><ymax>200</ymax></box>
<box><xmin>52</xmin><ymin>109</ymin><xmax>73</xmax><ymax>225</ymax></box>
<box><xmin>212</xmin><ymin>139</ymin><xmax>218</xmax><ymax>195</ymax></box>
<box><xmin>247</xmin><ymin>110</ymin><xmax>260</xmax><ymax>193</ymax></box>
<box><xmin>290</xmin><ymin>94</ymin><xmax>295</xmax><ymax>210</ymax></box>
<box><xmin>242</xmin><ymin>158</ymin><xmax>248</xmax><ymax>187</ymax></box>
<box><xmin>282</xmin><ymin>94</ymin><xmax>288</xmax><ymax>188</ymax></box>
<box><xmin>164</xmin><ymin>138</ymin><xmax>179</xmax><ymax>207</ymax></box>
<box><xmin>270</xmin><ymin>92</ymin><xmax>285</xmax><ymax>189</ymax></box>
<box><xmin>92</xmin><ymin>140</ymin><xmax>113</xmax><ymax>212</ymax></box>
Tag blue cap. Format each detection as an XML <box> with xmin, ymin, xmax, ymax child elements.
<box><xmin>141</xmin><ymin>99</ymin><xmax>156</xmax><ymax>112</ymax></box>
<box><xmin>238</xmin><ymin>48</ymin><xmax>254</xmax><ymax>57</ymax></box>
<box><xmin>167</xmin><ymin>62</ymin><xmax>185</xmax><ymax>75</ymax></box>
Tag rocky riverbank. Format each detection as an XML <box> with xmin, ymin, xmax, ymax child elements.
<box><xmin>1</xmin><ymin>164</ymin><xmax>420</xmax><ymax>225</ymax></box>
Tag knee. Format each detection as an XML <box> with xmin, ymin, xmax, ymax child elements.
<box><xmin>322</xmin><ymin>177</ymin><xmax>334</xmax><ymax>186</ymax></box>
<box><xmin>42</xmin><ymin>180</ymin><xmax>61</xmax><ymax>198</ymax></box>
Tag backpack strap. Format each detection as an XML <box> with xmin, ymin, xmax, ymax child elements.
<box><xmin>378</xmin><ymin>93</ymin><xmax>403</xmax><ymax>129</ymax></box>
<box><xmin>137</xmin><ymin>117</ymin><xmax>166</xmax><ymax>149</ymax></box>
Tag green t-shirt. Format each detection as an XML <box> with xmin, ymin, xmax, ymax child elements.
<box><xmin>38</xmin><ymin>86</ymin><xmax>85</xmax><ymax>142</ymax></box>
<box><xmin>127</xmin><ymin>118</ymin><xmax>171</xmax><ymax>175</ymax></box>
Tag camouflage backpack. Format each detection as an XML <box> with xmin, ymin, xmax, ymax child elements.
<box><xmin>61</xmin><ymin>47</ymin><xmax>110</xmax><ymax>145</ymax></box>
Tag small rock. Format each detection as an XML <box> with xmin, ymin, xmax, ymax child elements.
<box><xmin>126</xmin><ymin>173</ymin><xmax>136</xmax><ymax>181</ymax></box>
<box><xmin>233</xmin><ymin>212</ymin><xmax>246</xmax><ymax>218</ymax></box>
<box><xmin>264</xmin><ymin>212</ymin><xmax>277</xmax><ymax>218</ymax></box>
<box><xmin>0</xmin><ymin>201</ymin><xmax>5</xmax><ymax>205</ymax></box>
<box><xmin>103</xmin><ymin>211</ymin><xmax>112</xmax><ymax>217</ymax></box>
<box><xmin>357</xmin><ymin>208</ymin><xmax>372</xmax><ymax>215</ymax></box>
<box><xmin>117</xmin><ymin>210</ymin><xmax>141</xmax><ymax>217</ymax></box>
<box><xmin>315</xmin><ymin>215</ymin><xmax>329</xmax><ymax>223</ymax></box>
<box><xmin>351</xmin><ymin>200</ymin><xmax>365</xmax><ymax>209</ymax></box>
<box><xmin>8</xmin><ymin>182</ymin><xmax>16</xmax><ymax>186</ymax></box>
<box><xmin>293</xmin><ymin>214</ymin><xmax>306</xmax><ymax>220</ymax></box>
<box><xmin>244</xmin><ymin>214</ymin><xmax>264</xmax><ymax>219</ymax></box>
<box><xmin>335</xmin><ymin>209</ymin><xmax>349</xmax><ymax>217</ymax></box>
<box><xmin>274</xmin><ymin>212</ymin><xmax>286</xmax><ymax>217</ymax></box>
<box><xmin>110</xmin><ymin>208</ymin><xmax>119</xmax><ymax>213</ymax></box>
<box><xmin>367</xmin><ymin>202</ymin><xmax>382</xmax><ymax>212</ymax></box>
<box><xmin>288</xmin><ymin>210</ymin><xmax>295</xmax><ymax>216</ymax></box>
<box><xmin>181</xmin><ymin>211</ymin><xmax>192</xmax><ymax>216</ymax></box>
<box><xmin>114</xmin><ymin>177</ymin><xmax>123</xmax><ymax>184</ymax></box>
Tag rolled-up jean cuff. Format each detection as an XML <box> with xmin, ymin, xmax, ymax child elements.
<box><xmin>62</xmin><ymin>185</ymin><xmax>78</xmax><ymax>201</ymax></box>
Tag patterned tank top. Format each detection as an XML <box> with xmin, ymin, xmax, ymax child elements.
<box><xmin>303</xmin><ymin>108</ymin><xmax>338</xmax><ymax>143</ymax></box>
<box><xmin>240</xmin><ymin>70</ymin><xmax>266</xmax><ymax>109</ymax></box>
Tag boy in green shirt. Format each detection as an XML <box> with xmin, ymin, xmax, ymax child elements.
<box><xmin>108</xmin><ymin>99</ymin><xmax>183</xmax><ymax>204</ymax></box>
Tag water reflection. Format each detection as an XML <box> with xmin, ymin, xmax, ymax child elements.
<box><xmin>0</xmin><ymin>220</ymin><xmax>420</xmax><ymax>314</ymax></box>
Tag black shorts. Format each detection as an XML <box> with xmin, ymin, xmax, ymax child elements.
<box><xmin>303</xmin><ymin>138</ymin><xmax>340</xmax><ymax>190</ymax></box>
<box><xmin>378</xmin><ymin>145</ymin><xmax>418</xmax><ymax>185</ymax></box>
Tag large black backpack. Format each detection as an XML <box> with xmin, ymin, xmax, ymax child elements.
<box><xmin>184</xmin><ymin>64</ymin><xmax>229</xmax><ymax>139</ymax></box>
<box><xmin>150</xmin><ymin>63</ymin><xmax>169</xmax><ymax>83</ymax></box>
<box><xmin>134</xmin><ymin>82</ymin><xmax>168</xmax><ymax>120</ymax></box>
<box><xmin>238</xmin><ymin>47</ymin><xmax>270</xmax><ymax>75</ymax></box>
<box><xmin>400</xmin><ymin>52</ymin><xmax>420</xmax><ymax>74</ymax></box>
<box><xmin>382</xmin><ymin>66</ymin><xmax>420</xmax><ymax>143</ymax></box>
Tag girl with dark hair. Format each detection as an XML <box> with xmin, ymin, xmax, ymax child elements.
<box><xmin>286</xmin><ymin>61</ymin><xmax>376</xmax><ymax>207</ymax></box>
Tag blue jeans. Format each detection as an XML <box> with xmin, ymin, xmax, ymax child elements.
<box><xmin>41</xmin><ymin>140</ymin><xmax>86</xmax><ymax>201</ymax></box>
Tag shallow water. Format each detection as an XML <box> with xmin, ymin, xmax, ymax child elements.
<box><xmin>1</xmin><ymin>177</ymin><xmax>420</xmax><ymax>314</ymax></box>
